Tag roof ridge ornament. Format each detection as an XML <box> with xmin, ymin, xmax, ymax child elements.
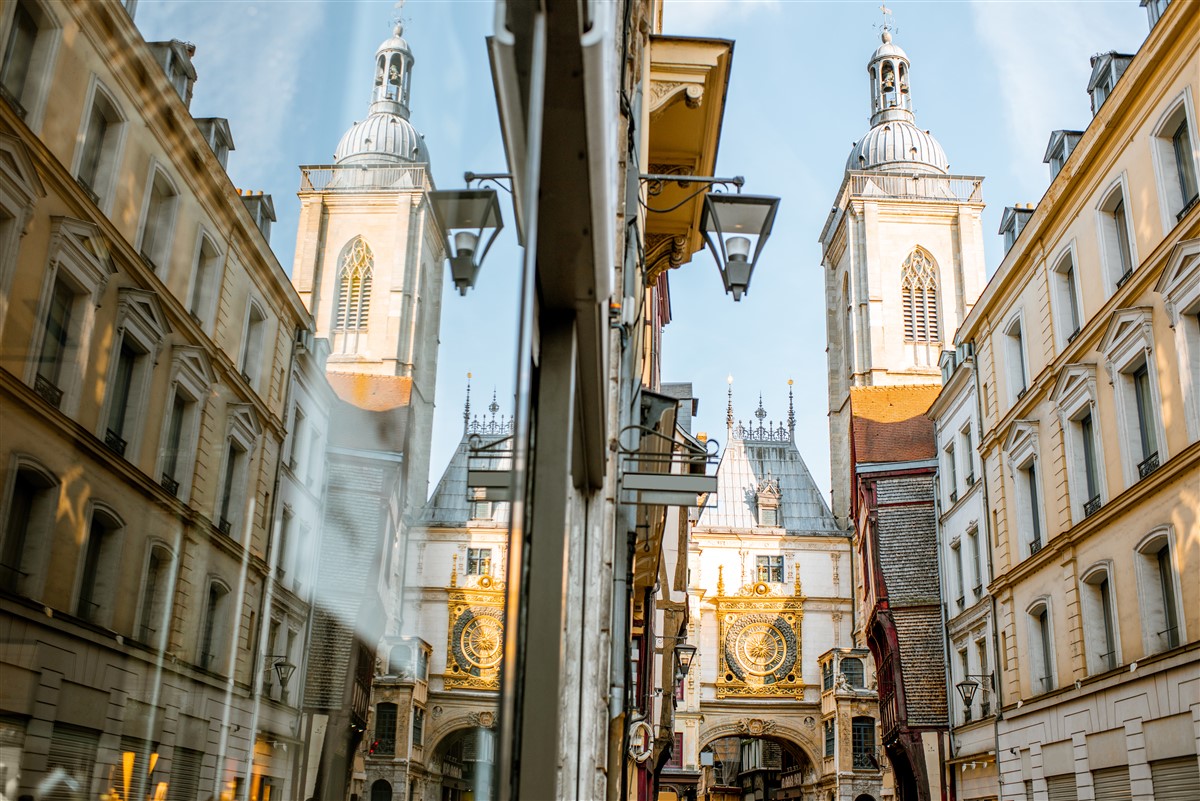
<box><xmin>787</xmin><ymin>379</ymin><xmax>796</xmax><ymax>440</ymax></box>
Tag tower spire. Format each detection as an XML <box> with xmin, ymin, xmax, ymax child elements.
<box><xmin>463</xmin><ymin>372</ymin><xmax>472</xmax><ymax>433</ymax></box>
<box><xmin>726</xmin><ymin>375</ymin><xmax>734</xmax><ymax>431</ymax></box>
<box><xmin>787</xmin><ymin>379</ymin><xmax>796</xmax><ymax>439</ymax></box>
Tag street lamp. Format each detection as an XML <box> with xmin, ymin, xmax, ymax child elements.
<box><xmin>265</xmin><ymin>655</ymin><xmax>297</xmax><ymax>690</ymax></box>
<box><xmin>699</xmin><ymin>193</ymin><xmax>780</xmax><ymax>301</ymax></box>
<box><xmin>428</xmin><ymin>187</ymin><xmax>505</xmax><ymax>295</ymax></box>
<box><xmin>674</xmin><ymin>643</ymin><xmax>697</xmax><ymax>679</ymax></box>
<box><xmin>955</xmin><ymin>673</ymin><xmax>992</xmax><ymax>709</ymax></box>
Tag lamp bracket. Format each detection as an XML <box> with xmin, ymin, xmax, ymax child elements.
<box><xmin>638</xmin><ymin>173</ymin><xmax>744</xmax><ymax>214</ymax></box>
<box><xmin>463</xmin><ymin>171</ymin><xmax>514</xmax><ymax>195</ymax></box>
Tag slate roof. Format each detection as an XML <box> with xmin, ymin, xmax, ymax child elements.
<box><xmin>849</xmin><ymin>384</ymin><xmax>940</xmax><ymax>465</ymax></box>
<box><xmin>696</xmin><ymin>433</ymin><xmax>840</xmax><ymax>535</ymax></box>
<box><xmin>421</xmin><ymin>423</ymin><xmax>512</xmax><ymax>527</ymax></box>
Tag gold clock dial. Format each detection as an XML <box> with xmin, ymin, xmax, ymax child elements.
<box><xmin>458</xmin><ymin>614</ymin><xmax>503</xmax><ymax>669</ymax></box>
<box><xmin>733</xmin><ymin>622</ymin><xmax>788</xmax><ymax>676</ymax></box>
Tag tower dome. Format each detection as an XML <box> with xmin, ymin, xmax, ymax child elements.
<box><xmin>846</xmin><ymin>30</ymin><xmax>949</xmax><ymax>174</ymax></box>
<box><xmin>334</xmin><ymin>22</ymin><xmax>429</xmax><ymax>166</ymax></box>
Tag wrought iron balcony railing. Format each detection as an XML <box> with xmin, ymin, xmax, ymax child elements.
<box><xmin>1029</xmin><ymin>539</ymin><xmax>1043</xmax><ymax>555</ymax></box>
<box><xmin>0</xmin><ymin>81</ymin><xmax>27</xmax><ymax>119</ymax></box>
<box><xmin>1116</xmin><ymin>268</ymin><xmax>1134</xmax><ymax>288</ymax></box>
<box><xmin>160</xmin><ymin>473</ymin><xmax>180</xmax><ymax>496</ymax></box>
<box><xmin>1138</xmin><ymin>451</ymin><xmax>1160</xmax><ymax>480</ymax></box>
<box><xmin>299</xmin><ymin>164</ymin><xmax>429</xmax><ymax>193</ymax></box>
<box><xmin>1083</xmin><ymin>494</ymin><xmax>1102</xmax><ymax>518</ymax></box>
<box><xmin>104</xmin><ymin>429</ymin><xmax>128</xmax><ymax>457</ymax></box>
<box><xmin>218</xmin><ymin>518</ymin><xmax>232</xmax><ymax>535</ymax></box>
<box><xmin>1177</xmin><ymin>193</ymin><xmax>1198</xmax><ymax>222</ymax></box>
<box><xmin>852</xmin><ymin>747</ymin><xmax>880</xmax><ymax>771</ymax></box>
<box><xmin>34</xmin><ymin>374</ymin><xmax>63</xmax><ymax>408</ymax></box>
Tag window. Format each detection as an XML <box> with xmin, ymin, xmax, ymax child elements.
<box><xmin>137</xmin><ymin>544</ymin><xmax>173</xmax><ymax>646</ymax></box>
<box><xmin>469</xmin><ymin>488</ymin><xmax>493</xmax><ymax>521</ymax></box>
<box><xmin>1051</xmin><ymin>249</ymin><xmax>1084</xmax><ymax>345</ymax></box>
<box><xmin>901</xmin><ymin>248</ymin><xmax>939</xmax><ymax>342</ymax></box>
<box><xmin>103</xmin><ymin>290</ymin><xmax>168</xmax><ymax>462</ymax></box>
<box><xmin>1023</xmin><ymin>463</ymin><xmax>1042</xmax><ymax>553</ymax></box>
<box><xmin>944</xmin><ymin>443</ymin><xmax>957</xmax><ymax>503</ymax></box>
<box><xmin>75</xmin><ymin>80</ymin><xmax>125</xmax><ymax>208</ymax></box>
<box><xmin>1079</xmin><ymin>412</ymin><xmax>1102</xmax><ymax>513</ymax></box>
<box><xmin>372</xmin><ymin>703</ymin><xmax>397</xmax><ymax>755</ymax></box>
<box><xmin>35</xmin><ymin>277</ymin><xmax>76</xmax><ymax>408</ymax></box>
<box><xmin>1088</xmin><ymin>54</ymin><xmax>1131</xmax><ymax>116</ymax></box>
<box><xmin>188</xmin><ymin>233</ymin><xmax>223</xmax><ymax>325</ymax></box>
<box><xmin>137</xmin><ymin>167</ymin><xmax>178</xmax><ymax>273</ymax></box>
<box><xmin>756</xmin><ymin>555</ymin><xmax>783</xmax><ymax>583</ymax></box>
<box><xmin>1098</xmin><ymin>182</ymin><xmax>1137</xmax><ymax>289</ymax></box>
<box><xmin>823</xmin><ymin>720</ymin><xmax>834</xmax><ymax>757</ymax></box>
<box><xmin>157</xmin><ymin>348</ymin><xmax>212</xmax><ymax>501</ymax></box>
<box><xmin>0</xmin><ymin>0</ymin><xmax>57</xmax><ymax>126</ymax></box>
<box><xmin>77</xmin><ymin>508</ymin><xmax>122</xmax><ymax>627</ymax></box>
<box><xmin>822</xmin><ymin>660</ymin><xmax>834</xmax><ymax>692</ymax></box>
<box><xmin>45</xmin><ymin>724</ymin><xmax>99</xmax><ymax>801</ymax></box>
<box><xmin>1136</xmin><ymin>530</ymin><xmax>1182</xmax><ymax>654</ymax></box>
<box><xmin>665</xmin><ymin>732</ymin><xmax>684</xmax><ymax>770</ymax></box>
<box><xmin>240</xmin><ymin>301</ymin><xmax>267</xmax><ymax>388</ymax></box>
<box><xmin>1081</xmin><ymin>565</ymin><xmax>1118</xmax><ymax>674</ymax></box>
<box><xmin>199</xmin><ymin>579</ymin><xmax>230</xmax><ymax>671</ymax></box>
<box><xmin>1</xmin><ymin>462</ymin><xmax>56</xmax><ymax>595</ymax></box>
<box><xmin>961</xmin><ymin>426</ymin><xmax>975</xmax><ymax>484</ymax></box>
<box><xmin>195</xmin><ymin>118</ymin><xmax>234</xmax><ymax>169</ymax></box>
<box><xmin>104</xmin><ymin>340</ymin><xmax>144</xmax><ymax>458</ymax></box>
<box><xmin>1152</xmin><ymin>99</ymin><xmax>1198</xmax><ymax>226</ymax></box>
<box><xmin>411</xmin><ymin>707</ymin><xmax>424</xmax><ymax>747</ymax></box>
<box><xmin>842</xmin><ymin>657</ymin><xmax>864</xmax><ymax>688</ymax></box>
<box><xmin>467</xmin><ymin>548</ymin><xmax>492</xmax><ymax>576</ymax></box>
<box><xmin>950</xmin><ymin>540</ymin><xmax>965</xmax><ymax>608</ymax></box>
<box><xmin>1028</xmin><ymin>600</ymin><xmax>1055</xmax><ymax>693</ymax></box>
<box><xmin>967</xmin><ymin>527</ymin><xmax>982</xmax><ymax>596</ymax></box>
<box><xmin>1044</xmin><ymin>130</ymin><xmax>1083</xmax><ymax>180</ymax></box>
<box><xmin>1144</xmin><ymin>0</ymin><xmax>1170</xmax><ymax>26</ymax></box>
<box><xmin>975</xmin><ymin>640</ymin><xmax>990</xmax><ymax>713</ymax></box>
<box><xmin>1004</xmin><ymin>316</ymin><xmax>1028</xmax><ymax>403</ymax></box>
<box><xmin>218</xmin><ymin>441</ymin><xmax>247</xmax><ymax>535</ymax></box>
<box><xmin>1054</xmin><ymin>364</ymin><xmax>1106</xmax><ymax>521</ymax></box>
<box><xmin>333</xmin><ymin>237</ymin><xmax>374</xmax><ymax>354</ymax></box>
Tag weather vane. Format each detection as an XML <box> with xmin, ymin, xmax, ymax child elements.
<box><xmin>876</xmin><ymin>4</ymin><xmax>898</xmax><ymax>37</ymax></box>
<box><xmin>393</xmin><ymin>0</ymin><xmax>407</xmax><ymax>30</ymax></box>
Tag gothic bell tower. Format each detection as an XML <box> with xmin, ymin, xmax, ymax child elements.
<box><xmin>290</xmin><ymin>20</ymin><xmax>444</xmax><ymax>499</ymax></box>
<box><xmin>819</xmin><ymin>25</ymin><xmax>987</xmax><ymax>526</ymax></box>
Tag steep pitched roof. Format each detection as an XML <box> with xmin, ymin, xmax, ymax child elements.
<box><xmin>849</xmin><ymin>385</ymin><xmax>940</xmax><ymax>465</ymax></box>
<box><xmin>696</xmin><ymin>435</ymin><xmax>840</xmax><ymax>534</ymax></box>
<box><xmin>421</xmin><ymin>428</ymin><xmax>512</xmax><ymax>527</ymax></box>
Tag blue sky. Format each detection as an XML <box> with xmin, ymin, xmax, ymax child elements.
<box><xmin>137</xmin><ymin>0</ymin><xmax>1147</xmax><ymax>501</ymax></box>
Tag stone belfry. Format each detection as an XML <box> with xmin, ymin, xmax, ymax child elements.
<box><xmin>819</xmin><ymin>19</ymin><xmax>987</xmax><ymax>526</ymax></box>
<box><xmin>290</xmin><ymin>17</ymin><xmax>444</xmax><ymax>500</ymax></box>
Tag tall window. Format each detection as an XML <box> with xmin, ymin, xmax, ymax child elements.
<box><xmin>36</xmin><ymin>277</ymin><xmax>75</xmax><ymax>407</ymax></box>
<box><xmin>76</xmin><ymin>82</ymin><xmax>124</xmax><ymax>207</ymax></box>
<box><xmin>160</xmin><ymin>392</ymin><xmax>190</xmax><ymax>496</ymax></box>
<box><xmin>1052</xmin><ymin>251</ymin><xmax>1083</xmax><ymax>344</ymax></box>
<box><xmin>944</xmin><ymin>443</ymin><xmax>957</xmax><ymax>502</ymax></box>
<box><xmin>240</xmin><ymin>301</ymin><xmax>267</xmax><ymax>388</ymax></box>
<box><xmin>217</xmin><ymin>441</ymin><xmax>246</xmax><ymax>535</ymax></box>
<box><xmin>1172</xmin><ymin>119</ymin><xmax>1198</xmax><ymax>212</ymax></box>
<box><xmin>138</xmin><ymin>544</ymin><xmax>173</xmax><ymax>646</ymax></box>
<box><xmin>961</xmin><ymin>426</ymin><xmax>975</xmax><ymax>483</ymax></box>
<box><xmin>967</xmin><ymin>527</ymin><xmax>982</xmax><ymax>597</ymax></box>
<box><xmin>1025</xmin><ymin>463</ymin><xmax>1042</xmax><ymax>553</ymax></box>
<box><xmin>1137</xmin><ymin>532</ymin><xmax>1181</xmax><ymax>654</ymax></box>
<box><xmin>756</xmin><ymin>555</ymin><xmax>783</xmax><ymax>583</ymax></box>
<box><xmin>104</xmin><ymin>340</ymin><xmax>144</xmax><ymax>458</ymax></box>
<box><xmin>1081</xmin><ymin>567</ymin><xmax>1118</xmax><ymax>674</ymax></box>
<box><xmin>1029</xmin><ymin>602</ymin><xmax>1055</xmax><ymax>693</ymax></box>
<box><xmin>137</xmin><ymin>169</ymin><xmax>178</xmax><ymax>272</ymax></box>
<box><xmin>823</xmin><ymin>720</ymin><xmax>834</xmax><ymax>757</ymax></box>
<box><xmin>950</xmin><ymin>540</ymin><xmax>965</xmax><ymax>607</ymax></box>
<box><xmin>901</xmin><ymin>248</ymin><xmax>939</xmax><ymax>342</ymax></box>
<box><xmin>78</xmin><ymin>509</ymin><xmax>122</xmax><ymax>626</ymax></box>
<box><xmin>1</xmin><ymin>464</ymin><xmax>56</xmax><ymax>594</ymax></box>
<box><xmin>1132</xmin><ymin>364</ymin><xmax>1159</xmax><ymax>475</ymax></box>
<box><xmin>1</xmin><ymin>0</ymin><xmax>55</xmax><ymax>124</ymax></box>
<box><xmin>842</xmin><ymin>657</ymin><xmax>864</xmax><ymax>688</ymax></box>
<box><xmin>0</xmin><ymin>1</ymin><xmax>37</xmax><ymax>113</ymax></box>
<box><xmin>188</xmin><ymin>235</ymin><xmax>221</xmax><ymax>323</ymax></box>
<box><xmin>199</xmin><ymin>579</ymin><xmax>229</xmax><ymax>671</ymax></box>
<box><xmin>333</xmin><ymin>237</ymin><xmax>374</xmax><ymax>353</ymax></box>
<box><xmin>1153</xmin><ymin>102</ymin><xmax>1199</xmax><ymax>224</ymax></box>
<box><xmin>467</xmin><ymin>548</ymin><xmax>492</xmax><ymax>576</ymax></box>
<box><xmin>1005</xmin><ymin>317</ymin><xmax>1028</xmax><ymax>401</ymax></box>
<box><xmin>373</xmin><ymin>703</ymin><xmax>397</xmax><ymax>755</ymax></box>
<box><xmin>1099</xmin><ymin>184</ymin><xmax>1136</xmax><ymax>288</ymax></box>
<box><xmin>411</xmin><ymin>707</ymin><xmax>424</xmax><ymax>747</ymax></box>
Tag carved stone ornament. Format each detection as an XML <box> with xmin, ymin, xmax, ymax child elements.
<box><xmin>736</xmin><ymin>718</ymin><xmax>777</xmax><ymax>737</ymax></box>
<box><xmin>445</xmin><ymin>580</ymin><xmax>506</xmax><ymax>691</ymax></box>
<box><xmin>803</xmin><ymin>716</ymin><xmax>816</xmax><ymax>730</ymax></box>
<box><xmin>715</xmin><ymin>580</ymin><xmax>805</xmax><ymax>699</ymax></box>
<box><xmin>468</xmin><ymin>710</ymin><xmax>497</xmax><ymax>729</ymax></box>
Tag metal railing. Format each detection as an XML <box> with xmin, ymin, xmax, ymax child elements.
<box><xmin>1177</xmin><ymin>193</ymin><xmax>1198</xmax><ymax>222</ymax></box>
<box><xmin>160</xmin><ymin>473</ymin><xmax>180</xmax><ymax>496</ymax></box>
<box><xmin>34</xmin><ymin>374</ymin><xmax>63</xmax><ymax>408</ymax></box>
<box><xmin>0</xmin><ymin>81</ymin><xmax>27</xmax><ymax>119</ymax></box>
<box><xmin>1116</xmin><ymin>268</ymin><xmax>1134</xmax><ymax>289</ymax></box>
<box><xmin>299</xmin><ymin>164</ymin><xmax>430</xmax><ymax>193</ymax></box>
<box><xmin>844</xmin><ymin>171</ymin><xmax>985</xmax><ymax>204</ymax></box>
<box><xmin>1083</xmin><ymin>495</ymin><xmax>1102</xmax><ymax>518</ymax></box>
<box><xmin>1029</xmin><ymin>539</ymin><xmax>1043</xmax><ymax>555</ymax></box>
<box><xmin>1138</xmin><ymin>451</ymin><xmax>1160</xmax><ymax>479</ymax></box>
<box><xmin>104</xmin><ymin>429</ymin><xmax>127</xmax><ymax>457</ymax></box>
<box><xmin>852</xmin><ymin>746</ymin><xmax>880</xmax><ymax>770</ymax></box>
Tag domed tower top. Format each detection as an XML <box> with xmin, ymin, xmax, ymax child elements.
<box><xmin>846</xmin><ymin>27</ymin><xmax>949</xmax><ymax>175</ymax></box>
<box><xmin>334</xmin><ymin>20</ymin><xmax>429</xmax><ymax>165</ymax></box>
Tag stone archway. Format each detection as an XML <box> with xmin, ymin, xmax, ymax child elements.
<box><xmin>424</xmin><ymin>725</ymin><xmax>495</xmax><ymax>801</ymax></box>
<box><xmin>698</xmin><ymin>718</ymin><xmax>821</xmax><ymax>801</ymax></box>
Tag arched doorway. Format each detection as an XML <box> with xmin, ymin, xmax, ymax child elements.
<box><xmin>370</xmin><ymin>779</ymin><xmax>392</xmax><ymax>801</ymax></box>
<box><xmin>429</xmin><ymin>727</ymin><xmax>495</xmax><ymax>801</ymax></box>
<box><xmin>699</xmin><ymin>735</ymin><xmax>816</xmax><ymax>801</ymax></box>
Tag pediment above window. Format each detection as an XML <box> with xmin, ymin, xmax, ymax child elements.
<box><xmin>1156</xmin><ymin>238</ymin><xmax>1200</xmax><ymax>324</ymax></box>
<box><xmin>0</xmin><ymin>132</ymin><xmax>46</xmax><ymax>212</ymax></box>
<box><xmin>170</xmin><ymin>346</ymin><xmax>215</xmax><ymax>400</ymax></box>
<box><xmin>227</xmin><ymin>403</ymin><xmax>262</xmax><ymax>447</ymax></box>
<box><xmin>116</xmin><ymin>288</ymin><xmax>170</xmax><ymax>356</ymax></box>
<box><xmin>1051</xmin><ymin>363</ymin><xmax>1098</xmax><ymax>420</ymax></box>
<box><xmin>1099</xmin><ymin>307</ymin><xmax>1154</xmax><ymax>376</ymax></box>
<box><xmin>1002</xmin><ymin>419</ymin><xmax>1039</xmax><ymax>472</ymax></box>
<box><xmin>48</xmin><ymin>216</ymin><xmax>114</xmax><ymax>301</ymax></box>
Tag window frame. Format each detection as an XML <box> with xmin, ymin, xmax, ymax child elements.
<box><xmin>198</xmin><ymin>576</ymin><xmax>232</xmax><ymax>673</ymax></box>
<box><xmin>755</xmin><ymin>554</ymin><xmax>784</xmax><ymax>584</ymax></box>
<box><xmin>0</xmin><ymin>132</ymin><xmax>46</xmax><ymax>333</ymax></box>
<box><xmin>71</xmin><ymin>76</ymin><xmax>127</xmax><ymax>214</ymax></box>
<box><xmin>1134</xmin><ymin>526</ymin><xmax>1185</xmax><ymax>655</ymax></box>
<box><xmin>1157</xmin><ymin>238</ymin><xmax>1200</xmax><ymax>442</ymax></box>
<box><xmin>1049</xmin><ymin>243</ymin><xmax>1085</xmax><ymax>349</ymax></box>
<box><xmin>1095</xmin><ymin>175</ymin><xmax>1139</xmax><ymax>292</ymax></box>
<box><xmin>155</xmin><ymin>347</ymin><xmax>214</xmax><ymax>501</ymax></box>
<box><xmin>75</xmin><ymin>502</ymin><xmax>125</xmax><ymax>628</ymax></box>
<box><xmin>1004</xmin><ymin>421</ymin><xmax>1044</xmax><ymax>558</ymax></box>
<box><xmin>1003</xmin><ymin>312</ymin><xmax>1030</xmax><ymax>406</ymax></box>
<box><xmin>100</xmin><ymin>290</ymin><xmax>168</xmax><ymax>464</ymax></box>
<box><xmin>0</xmin><ymin>0</ymin><xmax>62</xmax><ymax>131</ymax></box>
<box><xmin>0</xmin><ymin>455</ymin><xmax>58</xmax><ymax>597</ymax></box>
<box><xmin>214</xmin><ymin>405</ymin><xmax>261</xmax><ymax>536</ymax></box>
<box><xmin>136</xmin><ymin>540</ymin><xmax>176</xmax><ymax>647</ymax></box>
<box><xmin>1101</xmin><ymin>308</ymin><xmax>1167</xmax><ymax>487</ymax></box>
<box><xmin>185</xmin><ymin>228</ymin><xmax>225</xmax><ymax>332</ymax></box>
<box><xmin>466</xmin><ymin>547</ymin><xmax>493</xmax><ymax>577</ymax></box>
<box><xmin>239</xmin><ymin>297</ymin><xmax>269</xmax><ymax>390</ymax></box>
<box><xmin>1149</xmin><ymin>90</ymin><xmax>1199</xmax><ymax>232</ymax></box>
<box><xmin>1025</xmin><ymin>597</ymin><xmax>1057</xmax><ymax>695</ymax></box>
<box><xmin>1052</xmin><ymin>364</ymin><xmax>1108</xmax><ymax>523</ymax></box>
<box><xmin>134</xmin><ymin>161</ymin><xmax>181</xmax><ymax>276</ymax></box>
<box><xmin>1079</xmin><ymin>561</ymin><xmax>1121</xmax><ymax>675</ymax></box>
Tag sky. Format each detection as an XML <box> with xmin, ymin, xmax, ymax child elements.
<box><xmin>136</xmin><ymin>0</ymin><xmax>1148</xmax><ymax>502</ymax></box>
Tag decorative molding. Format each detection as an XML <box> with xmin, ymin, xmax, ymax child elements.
<box><xmin>644</xmin><ymin>233</ymin><xmax>689</xmax><ymax>284</ymax></box>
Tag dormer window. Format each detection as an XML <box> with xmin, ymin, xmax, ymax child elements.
<box><xmin>239</xmin><ymin>191</ymin><xmax>276</xmax><ymax>242</ymax></box>
<box><xmin>1044</xmin><ymin>130</ymin><xmax>1084</xmax><ymax>180</ymax></box>
<box><xmin>755</xmin><ymin>477</ymin><xmax>781</xmax><ymax>528</ymax></box>
<box><xmin>1143</xmin><ymin>0</ymin><xmax>1170</xmax><ymax>27</ymax></box>
<box><xmin>999</xmin><ymin>206</ymin><xmax>1035</xmax><ymax>253</ymax></box>
<box><xmin>147</xmin><ymin>40</ymin><xmax>197</xmax><ymax>108</ymax></box>
<box><xmin>194</xmin><ymin>118</ymin><xmax>235</xmax><ymax>170</ymax></box>
<box><xmin>1088</xmin><ymin>53</ymin><xmax>1134</xmax><ymax>116</ymax></box>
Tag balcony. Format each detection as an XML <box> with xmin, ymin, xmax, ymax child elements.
<box><xmin>218</xmin><ymin>518</ymin><xmax>232</xmax><ymax>535</ymax></box>
<box><xmin>1067</xmin><ymin>327</ymin><xmax>1081</xmax><ymax>344</ymax></box>
<box><xmin>1138</xmin><ymin>451</ymin><xmax>1160</xmax><ymax>480</ymax></box>
<box><xmin>160</xmin><ymin>473</ymin><xmax>180</xmax><ymax>496</ymax></box>
<box><xmin>34</xmin><ymin>374</ymin><xmax>63</xmax><ymax>408</ymax></box>
<box><xmin>1029</xmin><ymin>539</ymin><xmax>1043</xmax><ymax>555</ymax></box>
<box><xmin>76</xmin><ymin>176</ymin><xmax>100</xmax><ymax>206</ymax></box>
<box><xmin>1116</xmin><ymin>269</ymin><xmax>1134</xmax><ymax>289</ymax></box>
<box><xmin>1017</xmin><ymin>386</ymin><xmax>1028</xmax><ymax>401</ymax></box>
<box><xmin>852</xmin><ymin>746</ymin><xmax>880</xmax><ymax>771</ymax></box>
<box><xmin>1083</xmin><ymin>494</ymin><xmax>1102</xmax><ymax>518</ymax></box>
<box><xmin>0</xmin><ymin>81</ymin><xmax>27</xmax><ymax>119</ymax></box>
<box><xmin>980</xmin><ymin>700</ymin><xmax>991</xmax><ymax>717</ymax></box>
<box><xmin>949</xmin><ymin>489</ymin><xmax>958</xmax><ymax>504</ymax></box>
<box><xmin>1177</xmin><ymin>193</ymin><xmax>1198</xmax><ymax>223</ymax></box>
<box><xmin>965</xmin><ymin>473</ymin><xmax>975</xmax><ymax>487</ymax></box>
<box><xmin>299</xmin><ymin>164</ymin><xmax>429</xmax><ymax>193</ymax></box>
<box><xmin>104</xmin><ymin>429</ymin><xmax>128</xmax><ymax>457</ymax></box>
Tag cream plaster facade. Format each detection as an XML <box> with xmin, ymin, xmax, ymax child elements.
<box><xmin>956</xmin><ymin>2</ymin><xmax>1200</xmax><ymax>798</ymax></box>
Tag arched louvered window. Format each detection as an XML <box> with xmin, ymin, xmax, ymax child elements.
<box><xmin>333</xmin><ymin>238</ymin><xmax>373</xmax><ymax>353</ymax></box>
<box><xmin>901</xmin><ymin>248</ymin><xmax>939</xmax><ymax>342</ymax></box>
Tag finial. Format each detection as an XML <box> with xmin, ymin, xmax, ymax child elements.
<box><xmin>464</xmin><ymin>373</ymin><xmax>472</xmax><ymax>433</ymax></box>
<box><xmin>755</xmin><ymin>394</ymin><xmax>767</xmax><ymax>422</ymax></box>
<box><xmin>717</xmin><ymin>565</ymin><xmax>726</xmax><ymax>596</ymax></box>
<box><xmin>392</xmin><ymin>0</ymin><xmax>406</xmax><ymax>35</ymax></box>
<box><xmin>787</xmin><ymin>379</ymin><xmax>796</xmax><ymax>439</ymax></box>
<box><xmin>726</xmin><ymin>375</ymin><xmax>734</xmax><ymax>431</ymax></box>
<box><xmin>794</xmin><ymin>567</ymin><xmax>804</xmax><ymax>597</ymax></box>
<box><xmin>879</xmin><ymin>3</ymin><xmax>895</xmax><ymax>40</ymax></box>
<box><xmin>450</xmin><ymin>554</ymin><xmax>458</xmax><ymax>588</ymax></box>
<box><xmin>489</xmin><ymin>388</ymin><xmax>500</xmax><ymax>417</ymax></box>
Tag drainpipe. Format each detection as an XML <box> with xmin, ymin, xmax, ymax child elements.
<box><xmin>932</xmin><ymin>414</ymin><xmax>958</xmax><ymax>801</ymax></box>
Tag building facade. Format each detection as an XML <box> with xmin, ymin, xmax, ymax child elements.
<box><xmin>956</xmin><ymin>1</ymin><xmax>1200</xmax><ymax>797</ymax></box>
<box><xmin>0</xmin><ymin>4</ymin><xmax>325</xmax><ymax>801</ymax></box>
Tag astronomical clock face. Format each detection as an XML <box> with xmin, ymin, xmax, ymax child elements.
<box><xmin>456</xmin><ymin>610</ymin><xmax>503</xmax><ymax>670</ymax></box>
<box><xmin>724</xmin><ymin>614</ymin><xmax>798</xmax><ymax>684</ymax></box>
<box><xmin>445</xmin><ymin>575</ymin><xmax>506</xmax><ymax>691</ymax></box>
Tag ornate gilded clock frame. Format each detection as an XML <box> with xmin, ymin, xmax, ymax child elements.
<box><xmin>444</xmin><ymin>555</ymin><xmax>506</xmax><ymax>691</ymax></box>
<box><xmin>714</xmin><ymin>566</ymin><xmax>806</xmax><ymax>699</ymax></box>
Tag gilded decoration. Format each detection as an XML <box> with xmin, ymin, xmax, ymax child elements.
<box><xmin>714</xmin><ymin>572</ymin><xmax>805</xmax><ymax>698</ymax></box>
<box><xmin>445</xmin><ymin>568</ymin><xmax>505</xmax><ymax>691</ymax></box>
